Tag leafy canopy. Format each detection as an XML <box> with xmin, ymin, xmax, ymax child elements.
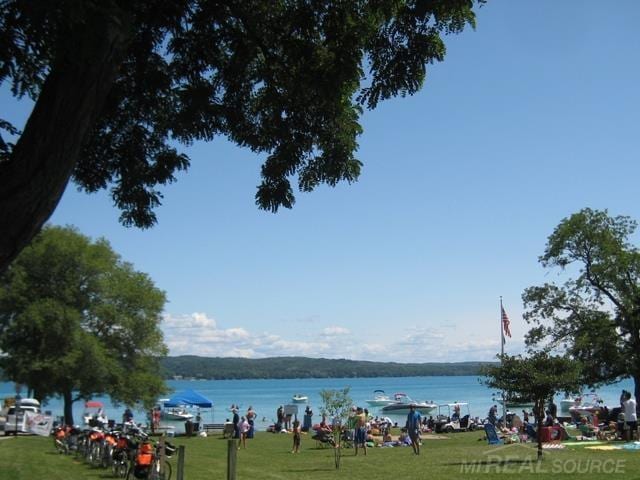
<box><xmin>0</xmin><ymin>225</ymin><xmax>168</xmax><ymax>423</ymax></box>
<box><xmin>1</xmin><ymin>0</ymin><xmax>484</xmax><ymax>226</ymax></box>
<box><xmin>523</xmin><ymin>208</ymin><xmax>640</xmax><ymax>396</ymax></box>
<box><xmin>483</xmin><ymin>352</ymin><xmax>582</xmax><ymax>460</ymax></box>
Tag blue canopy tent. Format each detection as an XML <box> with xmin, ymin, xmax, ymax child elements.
<box><xmin>163</xmin><ymin>389</ymin><xmax>213</xmax><ymax>408</ymax></box>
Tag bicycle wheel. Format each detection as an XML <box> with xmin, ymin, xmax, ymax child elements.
<box><xmin>116</xmin><ymin>452</ymin><xmax>130</xmax><ymax>478</ymax></box>
<box><xmin>124</xmin><ymin>463</ymin><xmax>135</xmax><ymax>480</ymax></box>
<box><xmin>148</xmin><ymin>459</ymin><xmax>160</xmax><ymax>480</ymax></box>
<box><xmin>91</xmin><ymin>443</ymin><xmax>102</xmax><ymax>466</ymax></box>
<box><xmin>102</xmin><ymin>445</ymin><xmax>112</xmax><ymax>469</ymax></box>
<box><xmin>148</xmin><ymin>458</ymin><xmax>171</xmax><ymax>480</ymax></box>
<box><xmin>112</xmin><ymin>451</ymin><xmax>123</xmax><ymax>477</ymax></box>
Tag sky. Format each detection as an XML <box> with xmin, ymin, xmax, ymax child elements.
<box><xmin>4</xmin><ymin>0</ymin><xmax>640</xmax><ymax>363</ymax></box>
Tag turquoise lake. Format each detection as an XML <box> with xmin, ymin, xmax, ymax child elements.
<box><xmin>1</xmin><ymin>376</ymin><xmax>633</xmax><ymax>431</ymax></box>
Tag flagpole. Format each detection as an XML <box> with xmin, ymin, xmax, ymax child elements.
<box><xmin>500</xmin><ymin>296</ymin><xmax>505</xmax><ymax>357</ymax></box>
<box><xmin>500</xmin><ymin>296</ymin><xmax>506</xmax><ymax>424</ymax></box>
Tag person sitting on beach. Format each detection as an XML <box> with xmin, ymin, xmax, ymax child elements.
<box><xmin>578</xmin><ymin>416</ymin><xmax>598</xmax><ymax>438</ymax></box>
<box><xmin>597</xmin><ymin>421</ymin><xmax>618</xmax><ymax>441</ymax></box>
<box><xmin>544</xmin><ymin>410</ymin><xmax>554</xmax><ymax>427</ymax></box>
<box><xmin>396</xmin><ymin>430</ymin><xmax>412</xmax><ymax>446</ymax></box>
<box><xmin>452</xmin><ymin>404</ymin><xmax>461</xmax><ymax>422</ymax></box>
<box><xmin>319</xmin><ymin>416</ymin><xmax>332</xmax><ymax>433</ymax></box>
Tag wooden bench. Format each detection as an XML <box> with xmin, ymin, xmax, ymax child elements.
<box><xmin>203</xmin><ymin>423</ymin><xmax>235</xmax><ymax>438</ymax></box>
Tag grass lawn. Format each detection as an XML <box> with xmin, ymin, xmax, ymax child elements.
<box><xmin>0</xmin><ymin>430</ymin><xmax>637</xmax><ymax>480</ymax></box>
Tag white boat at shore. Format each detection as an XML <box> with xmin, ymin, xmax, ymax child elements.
<box><xmin>567</xmin><ymin>393</ymin><xmax>604</xmax><ymax>416</ymax></box>
<box><xmin>292</xmin><ymin>394</ymin><xmax>308</xmax><ymax>404</ymax></box>
<box><xmin>381</xmin><ymin>393</ymin><xmax>437</xmax><ymax>415</ymax></box>
<box><xmin>365</xmin><ymin>390</ymin><xmax>394</xmax><ymax>407</ymax></box>
<box><xmin>162</xmin><ymin>407</ymin><xmax>193</xmax><ymax>421</ymax></box>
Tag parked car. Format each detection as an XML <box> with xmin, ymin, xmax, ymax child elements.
<box><xmin>4</xmin><ymin>398</ymin><xmax>41</xmax><ymax>435</ymax></box>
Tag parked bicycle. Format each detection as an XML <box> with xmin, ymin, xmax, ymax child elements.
<box><xmin>126</xmin><ymin>436</ymin><xmax>175</xmax><ymax>480</ymax></box>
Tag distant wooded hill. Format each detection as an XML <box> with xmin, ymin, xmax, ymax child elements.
<box><xmin>159</xmin><ymin>356</ymin><xmax>495</xmax><ymax>380</ymax></box>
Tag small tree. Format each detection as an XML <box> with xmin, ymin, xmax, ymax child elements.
<box><xmin>483</xmin><ymin>352</ymin><xmax>582</xmax><ymax>461</ymax></box>
<box><xmin>319</xmin><ymin>387</ymin><xmax>353</xmax><ymax>469</ymax></box>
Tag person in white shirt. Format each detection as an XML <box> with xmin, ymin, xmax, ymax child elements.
<box><xmin>622</xmin><ymin>390</ymin><xmax>637</xmax><ymax>439</ymax></box>
<box><xmin>238</xmin><ymin>416</ymin><xmax>250</xmax><ymax>449</ymax></box>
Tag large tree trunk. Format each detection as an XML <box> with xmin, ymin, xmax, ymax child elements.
<box><xmin>534</xmin><ymin>398</ymin><xmax>544</xmax><ymax>461</ymax></box>
<box><xmin>0</xmin><ymin>9</ymin><xmax>131</xmax><ymax>273</ymax></box>
<box><xmin>63</xmin><ymin>390</ymin><xmax>74</xmax><ymax>426</ymax></box>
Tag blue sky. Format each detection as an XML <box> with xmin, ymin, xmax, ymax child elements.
<box><xmin>5</xmin><ymin>0</ymin><xmax>640</xmax><ymax>362</ymax></box>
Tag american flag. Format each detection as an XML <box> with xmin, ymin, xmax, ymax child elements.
<box><xmin>501</xmin><ymin>306</ymin><xmax>512</xmax><ymax>338</ymax></box>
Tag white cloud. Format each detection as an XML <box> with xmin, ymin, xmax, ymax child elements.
<box><xmin>322</xmin><ymin>326</ymin><xmax>350</xmax><ymax>336</ymax></box>
<box><xmin>162</xmin><ymin>312</ymin><xmax>217</xmax><ymax>329</ymax></box>
<box><xmin>161</xmin><ymin>312</ymin><xmax>519</xmax><ymax>362</ymax></box>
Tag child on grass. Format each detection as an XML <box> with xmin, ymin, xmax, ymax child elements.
<box><xmin>291</xmin><ymin>419</ymin><xmax>301</xmax><ymax>453</ymax></box>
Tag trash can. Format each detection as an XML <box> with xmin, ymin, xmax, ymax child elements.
<box><xmin>185</xmin><ymin>420</ymin><xmax>194</xmax><ymax>436</ymax></box>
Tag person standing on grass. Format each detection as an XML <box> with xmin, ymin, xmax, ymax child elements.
<box><xmin>246</xmin><ymin>406</ymin><xmax>257</xmax><ymax>438</ymax></box>
<box><xmin>276</xmin><ymin>405</ymin><xmax>285</xmax><ymax>430</ymax></box>
<box><xmin>354</xmin><ymin>407</ymin><xmax>367</xmax><ymax>456</ymax></box>
<box><xmin>232</xmin><ymin>408</ymin><xmax>241</xmax><ymax>439</ymax></box>
<box><xmin>406</xmin><ymin>405</ymin><xmax>422</xmax><ymax>455</ymax></box>
<box><xmin>238</xmin><ymin>416</ymin><xmax>250</xmax><ymax>449</ymax></box>
<box><xmin>291</xmin><ymin>419</ymin><xmax>301</xmax><ymax>453</ymax></box>
<box><xmin>622</xmin><ymin>390</ymin><xmax>638</xmax><ymax>440</ymax></box>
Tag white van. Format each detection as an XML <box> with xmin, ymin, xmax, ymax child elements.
<box><xmin>3</xmin><ymin>398</ymin><xmax>41</xmax><ymax>435</ymax></box>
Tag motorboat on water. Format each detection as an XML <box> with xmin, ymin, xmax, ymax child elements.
<box><xmin>366</xmin><ymin>390</ymin><xmax>394</xmax><ymax>407</ymax></box>
<box><xmin>381</xmin><ymin>393</ymin><xmax>437</xmax><ymax>415</ymax></box>
<box><xmin>292</xmin><ymin>394</ymin><xmax>308</xmax><ymax>404</ymax></box>
<box><xmin>162</xmin><ymin>407</ymin><xmax>194</xmax><ymax>421</ymax></box>
<box><xmin>560</xmin><ymin>395</ymin><xmax>577</xmax><ymax>417</ymax></box>
<box><xmin>567</xmin><ymin>393</ymin><xmax>604</xmax><ymax>417</ymax></box>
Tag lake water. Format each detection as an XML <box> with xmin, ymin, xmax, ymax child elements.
<box><xmin>1</xmin><ymin>376</ymin><xmax>633</xmax><ymax>432</ymax></box>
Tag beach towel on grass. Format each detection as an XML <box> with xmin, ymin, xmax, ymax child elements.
<box><xmin>563</xmin><ymin>441</ymin><xmax>606</xmax><ymax>447</ymax></box>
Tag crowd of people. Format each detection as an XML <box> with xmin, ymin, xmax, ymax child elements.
<box><xmin>306</xmin><ymin>404</ymin><xmax>425</xmax><ymax>455</ymax></box>
<box><xmin>484</xmin><ymin>389</ymin><xmax>638</xmax><ymax>444</ymax></box>
<box><xmin>116</xmin><ymin>389</ymin><xmax>638</xmax><ymax>454</ymax></box>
